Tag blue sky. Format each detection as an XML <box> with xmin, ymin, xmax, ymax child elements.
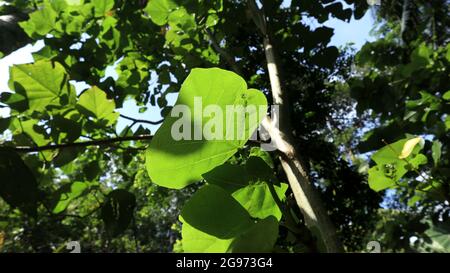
<box><xmin>0</xmin><ymin>5</ymin><xmax>375</xmax><ymax>134</ymax></box>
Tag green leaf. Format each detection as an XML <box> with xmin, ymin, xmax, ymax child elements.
<box><xmin>165</xmin><ymin>8</ymin><xmax>197</xmax><ymax>50</ymax></box>
<box><xmin>20</xmin><ymin>119</ymin><xmax>49</xmax><ymax>147</ymax></box>
<box><xmin>0</xmin><ymin>149</ymin><xmax>39</xmax><ymax>216</ymax></box>
<box><xmin>232</xmin><ymin>182</ymin><xmax>287</xmax><ymax>221</ymax></box>
<box><xmin>32</xmin><ymin>46</ymin><xmax>57</xmax><ymax>61</ymax></box>
<box><xmin>92</xmin><ymin>0</ymin><xmax>114</xmax><ymax>17</ymax></box>
<box><xmin>368</xmin><ymin>166</ymin><xmax>397</xmax><ymax>192</ymax></box>
<box><xmin>249</xmin><ymin>147</ymin><xmax>274</xmax><ymax>168</ymax></box>
<box><xmin>180</xmin><ymin>185</ymin><xmax>278</xmax><ymax>253</ymax></box>
<box><xmin>431</xmin><ymin>140</ymin><xmax>442</xmax><ymax>167</ymax></box>
<box><xmin>368</xmin><ymin>137</ymin><xmax>426</xmax><ymax>191</ymax></box>
<box><xmin>419</xmin><ymin>220</ymin><xmax>450</xmax><ymax>253</ymax></box>
<box><xmin>203</xmin><ymin>157</ymin><xmax>287</xmax><ymax>220</ymax></box>
<box><xmin>146</xmin><ymin>68</ymin><xmax>267</xmax><ymax>189</ymax></box>
<box><xmin>181</xmin><ymin>185</ymin><xmax>253</xmax><ymax>238</ymax></box>
<box><xmin>101</xmin><ymin>189</ymin><xmax>136</xmax><ymax>237</ymax></box>
<box><xmin>443</xmin><ymin>91</ymin><xmax>450</xmax><ymax>101</ymax></box>
<box><xmin>50</xmin><ymin>0</ymin><xmax>68</xmax><ymax>13</ymax></box>
<box><xmin>50</xmin><ymin>114</ymin><xmax>82</xmax><ymax>143</ymax></box>
<box><xmin>145</xmin><ymin>0</ymin><xmax>178</xmax><ymax>26</ymax></box>
<box><xmin>371</xmin><ymin>138</ymin><xmax>423</xmax><ymax>165</ymax></box>
<box><xmin>228</xmin><ymin>216</ymin><xmax>279</xmax><ymax>253</ymax></box>
<box><xmin>203</xmin><ymin>163</ymin><xmax>251</xmax><ymax>192</ymax></box>
<box><xmin>52</xmin><ymin>181</ymin><xmax>88</xmax><ymax>214</ymax></box>
<box><xmin>17</xmin><ymin>119</ymin><xmax>56</xmax><ymax>161</ymax></box>
<box><xmin>76</xmin><ymin>86</ymin><xmax>117</xmax><ymax>124</ymax></box>
<box><xmin>410</xmin><ymin>42</ymin><xmax>432</xmax><ymax>70</ymax></box>
<box><xmin>408</xmin><ymin>153</ymin><xmax>428</xmax><ymax>169</ymax></box>
<box><xmin>206</xmin><ymin>13</ymin><xmax>219</xmax><ymax>28</ymax></box>
<box><xmin>8</xmin><ymin>60</ymin><xmax>70</xmax><ymax>112</ymax></box>
<box><xmin>19</xmin><ymin>2</ymin><xmax>57</xmax><ymax>37</ymax></box>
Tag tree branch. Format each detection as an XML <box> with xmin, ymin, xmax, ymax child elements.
<box><xmin>247</xmin><ymin>0</ymin><xmax>343</xmax><ymax>252</ymax></box>
<box><xmin>204</xmin><ymin>28</ymin><xmax>243</xmax><ymax>75</ymax></box>
<box><xmin>119</xmin><ymin>114</ymin><xmax>164</xmax><ymax>125</ymax></box>
<box><xmin>8</xmin><ymin>135</ymin><xmax>153</xmax><ymax>153</ymax></box>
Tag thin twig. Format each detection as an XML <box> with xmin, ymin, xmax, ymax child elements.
<box><xmin>119</xmin><ymin>114</ymin><xmax>163</xmax><ymax>125</ymax></box>
<box><xmin>6</xmin><ymin>135</ymin><xmax>153</xmax><ymax>153</ymax></box>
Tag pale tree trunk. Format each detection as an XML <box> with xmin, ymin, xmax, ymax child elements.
<box><xmin>248</xmin><ymin>0</ymin><xmax>343</xmax><ymax>252</ymax></box>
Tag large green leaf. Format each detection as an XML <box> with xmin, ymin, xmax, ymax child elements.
<box><xmin>8</xmin><ymin>60</ymin><xmax>70</xmax><ymax>112</ymax></box>
<box><xmin>203</xmin><ymin>157</ymin><xmax>287</xmax><ymax>221</ymax></box>
<box><xmin>0</xmin><ymin>149</ymin><xmax>39</xmax><ymax>216</ymax></box>
<box><xmin>146</xmin><ymin>68</ymin><xmax>267</xmax><ymax>189</ymax></box>
<box><xmin>180</xmin><ymin>185</ymin><xmax>278</xmax><ymax>253</ymax></box>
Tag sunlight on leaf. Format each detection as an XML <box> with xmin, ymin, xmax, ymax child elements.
<box><xmin>399</xmin><ymin>137</ymin><xmax>423</xmax><ymax>159</ymax></box>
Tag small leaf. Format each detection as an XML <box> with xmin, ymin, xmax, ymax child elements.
<box><xmin>399</xmin><ymin>137</ymin><xmax>423</xmax><ymax>159</ymax></box>
<box><xmin>249</xmin><ymin>147</ymin><xmax>274</xmax><ymax>168</ymax></box>
<box><xmin>76</xmin><ymin>86</ymin><xmax>117</xmax><ymax>124</ymax></box>
<box><xmin>144</xmin><ymin>0</ymin><xmax>178</xmax><ymax>26</ymax></box>
<box><xmin>101</xmin><ymin>189</ymin><xmax>136</xmax><ymax>237</ymax></box>
<box><xmin>92</xmin><ymin>0</ymin><xmax>115</xmax><ymax>17</ymax></box>
<box><xmin>443</xmin><ymin>91</ymin><xmax>450</xmax><ymax>101</ymax></box>
<box><xmin>52</xmin><ymin>181</ymin><xmax>89</xmax><ymax>214</ymax></box>
<box><xmin>432</xmin><ymin>140</ymin><xmax>442</xmax><ymax>167</ymax></box>
<box><xmin>409</xmin><ymin>154</ymin><xmax>428</xmax><ymax>169</ymax></box>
